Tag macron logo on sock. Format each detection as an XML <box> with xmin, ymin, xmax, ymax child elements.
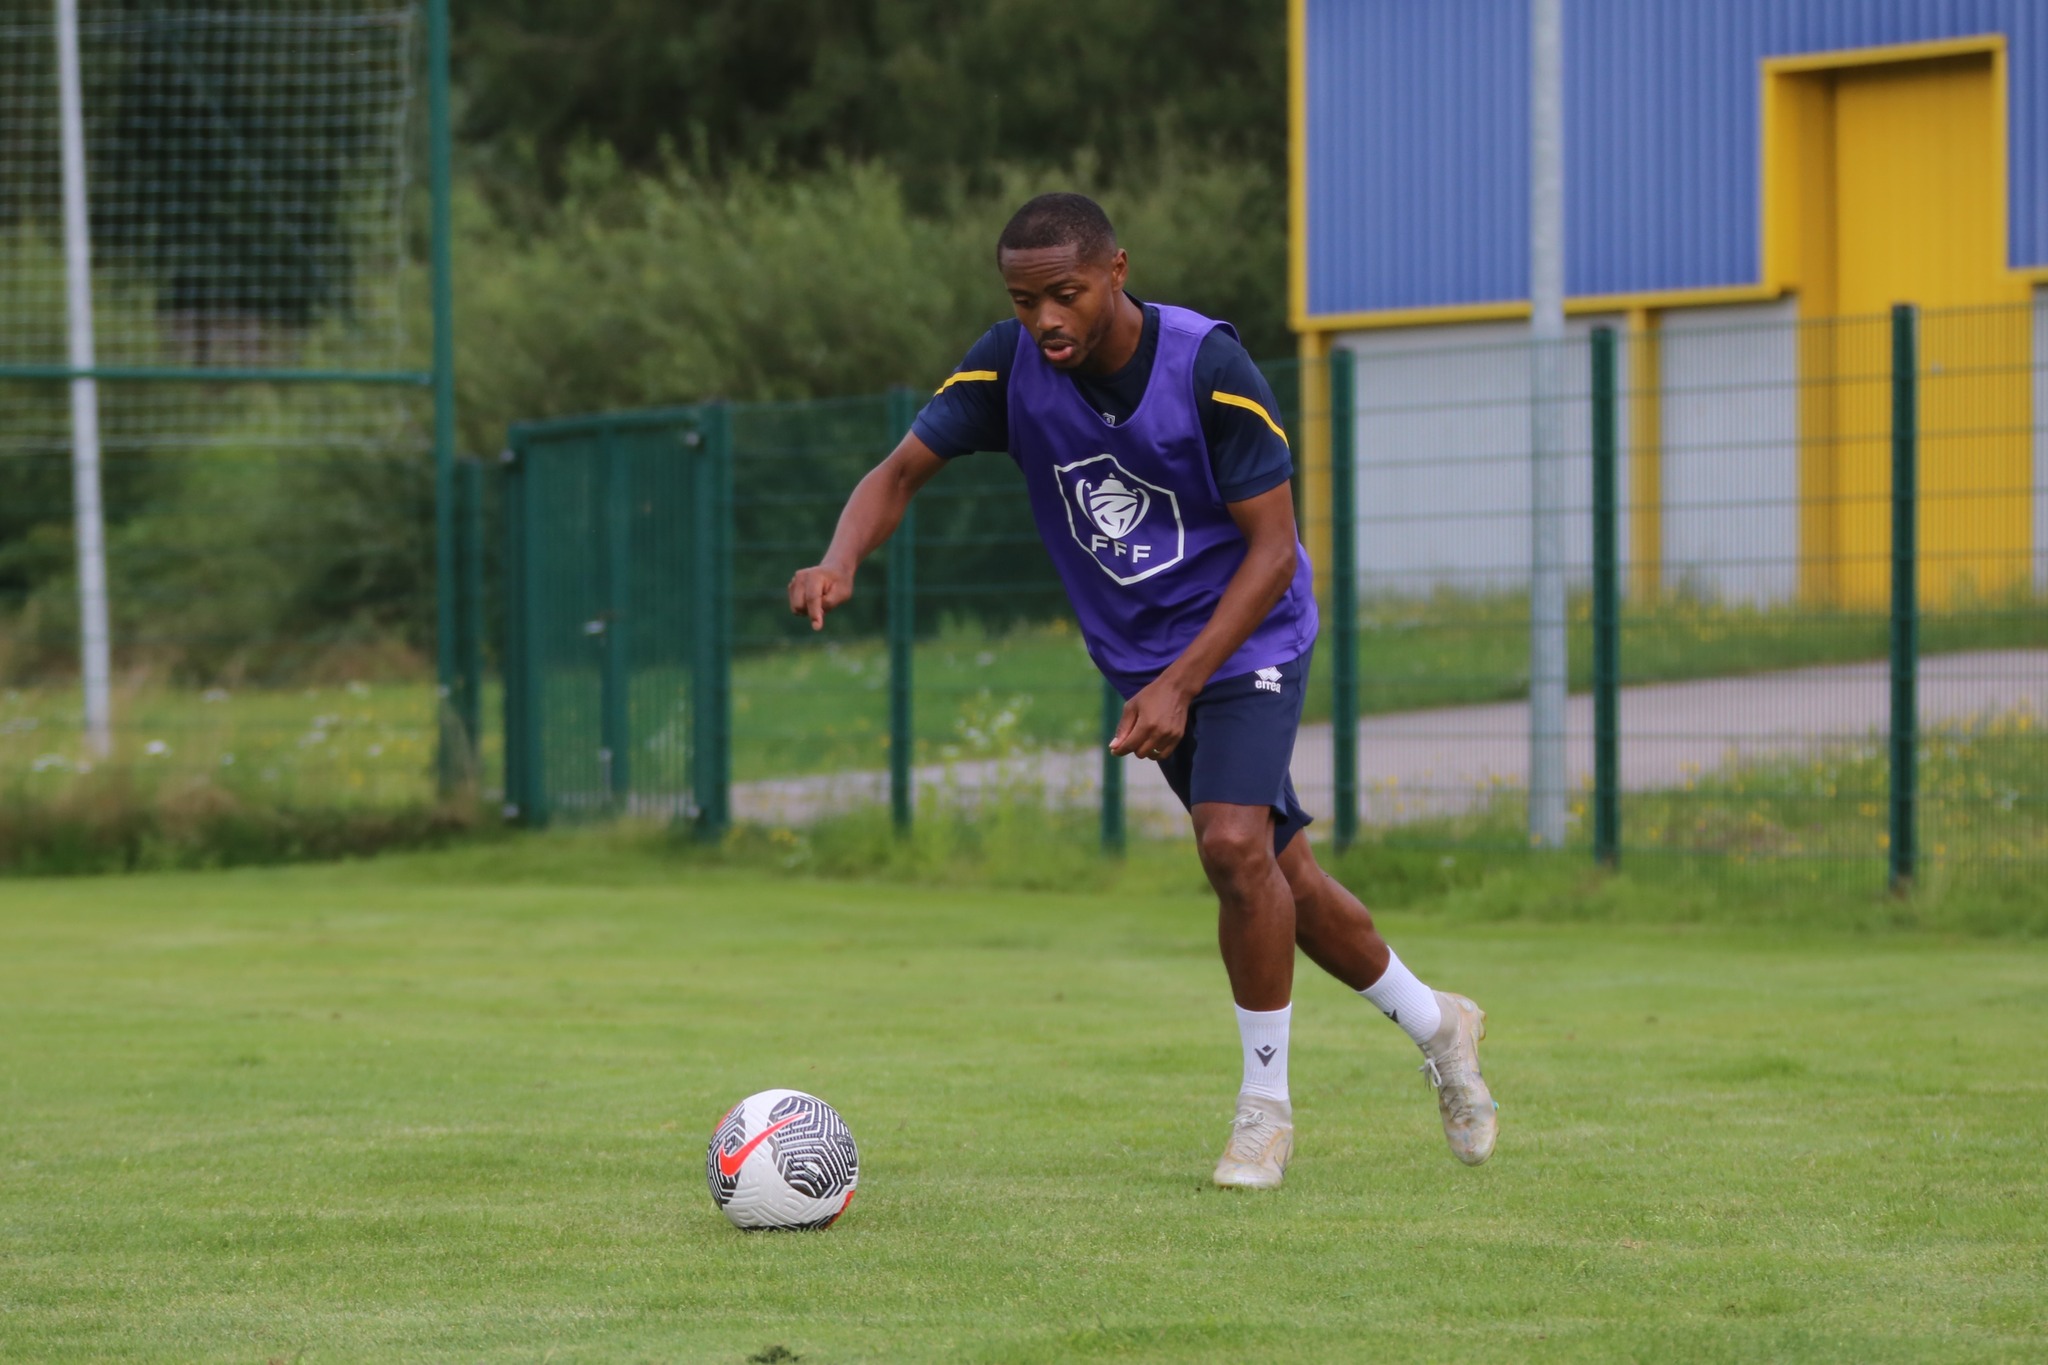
<box><xmin>1254</xmin><ymin>1045</ymin><xmax>1277</xmax><ymax>1066</ymax></box>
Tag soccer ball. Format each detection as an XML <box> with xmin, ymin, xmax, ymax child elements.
<box><xmin>705</xmin><ymin>1089</ymin><xmax>859</xmax><ymax>1229</ymax></box>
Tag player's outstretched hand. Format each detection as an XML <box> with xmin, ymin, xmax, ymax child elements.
<box><xmin>788</xmin><ymin>564</ymin><xmax>853</xmax><ymax>631</ymax></box>
<box><xmin>1109</xmin><ymin>675</ymin><xmax>1195</xmax><ymax>762</ymax></box>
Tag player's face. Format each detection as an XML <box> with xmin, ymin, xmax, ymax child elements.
<box><xmin>999</xmin><ymin>245</ymin><xmax>1129</xmax><ymax>371</ymax></box>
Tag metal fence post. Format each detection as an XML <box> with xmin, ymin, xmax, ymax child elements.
<box><xmin>886</xmin><ymin>388</ymin><xmax>918</xmax><ymax>835</ymax></box>
<box><xmin>1590</xmin><ymin>327</ymin><xmax>1621</xmax><ymax>867</ymax></box>
<box><xmin>690</xmin><ymin>404</ymin><xmax>734</xmax><ymax>838</ymax></box>
<box><xmin>1328</xmin><ymin>346</ymin><xmax>1360</xmax><ymax>850</ymax></box>
<box><xmin>507</xmin><ymin>431</ymin><xmax>548</xmax><ymax>826</ymax></box>
<box><xmin>454</xmin><ymin>456</ymin><xmax>484</xmax><ymax>782</ymax></box>
<box><xmin>600</xmin><ymin>424</ymin><xmax>632</xmax><ymax>805</ymax></box>
<box><xmin>428</xmin><ymin>0</ymin><xmax>459</xmax><ymax>795</ymax></box>
<box><xmin>55</xmin><ymin>0</ymin><xmax>112</xmax><ymax>762</ymax></box>
<box><xmin>1889</xmin><ymin>304</ymin><xmax>1919</xmax><ymax>893</ymax></box>
<box><xmin>1101</xmin><ymin>679</ymin><xmax>1126</xmax><ymax>855</ymax></box>
<box><xmin>500</xmin><ymin>437</ymin><xmax>529</xmax><ymax>823</ymax></box>
<box><xmin>1526</xmin><ymin>0</ymin><xmax>1569</xmax><ymax>850</ymax></box>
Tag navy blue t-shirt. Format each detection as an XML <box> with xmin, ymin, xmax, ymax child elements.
<box><xmin>912</xmin><ymin>301</ymin><xmax>1294</xmax><ymax>503</ymax></box>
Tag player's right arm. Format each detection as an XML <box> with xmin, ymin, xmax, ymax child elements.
<box><xmin>787</xmin><ymin>433</ymin><xmax>947</xmax><ymax>630</ymax></box>
<box><xmin>789</xmin><ymin>323</ymin><xmax>1015</xmax><ymax>630</ymax></box>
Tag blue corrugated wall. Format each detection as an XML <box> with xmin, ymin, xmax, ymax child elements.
<box><xmin>1304</xmin><ymin>0</ymin><xmax>2048</xmax><ymax>316</ymax></box>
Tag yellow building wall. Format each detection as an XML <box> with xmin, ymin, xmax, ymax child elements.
<box><xmin>1769</xmin><ymin>43</ymin><xmax>2034</xmax><ymax>606</ymax></box>
<box><xmin>1625</xmin><ymin>307</ymin><xmax>1663</xmax><ymax>597</ymax></box>
<box><xmin>1290</xmin><ymin>29</ymin><xmax>2039</xmax><ymax>609</ymax></box>
<box><xmin>1296</xmin><ymin>330</ymin><xmax>1334</xmax><ymax>599</ymax></box>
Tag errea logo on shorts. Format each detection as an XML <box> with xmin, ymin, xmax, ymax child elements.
<box><xmin>1254</xmin><ymin>666</ymin><xmax>1283</xmax><ymax>694</ymax></box>
<box><xmin>1053</xmin><ymin>454</ymin><xmax>1185</xmax><ymax>586</ymax></box>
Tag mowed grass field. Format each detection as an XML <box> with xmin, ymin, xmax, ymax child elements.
<box><xmin>2</xmin><ymin>839</ymin><xmax>2044</xmax><ymax>1362</ymax></box>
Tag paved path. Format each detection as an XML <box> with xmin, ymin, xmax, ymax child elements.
<box><xmin>733</xmin><ymin>650</ymin><xmax>2048</xmax><ymax>831</ymax></box>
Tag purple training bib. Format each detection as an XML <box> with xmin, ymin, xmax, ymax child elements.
<box><xmin>1007</xmin><ymin>303</ymin><xmax>1318</xmax><ymax>692</ymax></box>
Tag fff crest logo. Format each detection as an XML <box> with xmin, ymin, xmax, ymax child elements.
<box><xmin>1054</xmin><ymin>454</ymin><xmax>1184</xmax><ymax>586</ymax></box>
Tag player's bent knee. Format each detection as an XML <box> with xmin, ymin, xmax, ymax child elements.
<box><xmin>1194</xmin><ymin>812</ymin><xmax>1275</xmax><ymax>879</ymax></box>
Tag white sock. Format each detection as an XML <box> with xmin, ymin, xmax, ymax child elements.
<box><xmin>1358</xmin><ymin>950</ymin><xmax>1441</xmax><ymax>1046</ymax></box>
<box><xmin>1234</xmin><ymin>1003</ymin><xmax>1292</xmax><ymax>1102</ymax></box>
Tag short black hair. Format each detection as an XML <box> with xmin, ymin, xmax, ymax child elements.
<box><xmin>996</xmin><ymin>192</ymin><xmax>1117</xmax><ymax>264</ymax></box>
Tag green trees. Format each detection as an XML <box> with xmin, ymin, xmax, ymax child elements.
<box><xmin>451</xmin><ymin>149</ymin><xmax>1288</xmax><ymax>458</ymax></box>
<box><xmin>455</xmin><ymin>0</ymin><xmax>1284</xmax><ymax>197</ymax></box>
<box><xmin>450</xmin><ymin>0</ymin><xmax>1293</xmax><ymax>417</ymax></box>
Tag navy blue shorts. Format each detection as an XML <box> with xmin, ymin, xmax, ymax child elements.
<box><xmin>1150</xmin><ymin>647</ymin><xmax>1314</xmax><ymax>854</ymax></box>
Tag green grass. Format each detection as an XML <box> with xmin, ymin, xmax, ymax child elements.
<box><xmin>1340</xmin><ymin>707</ymin><xmax>2048</xmax><ymax>893</ymax></box>
<box><xmin>4</xmin><ymin>588</ymin><xmax>2040</xmax><ymax>875</ymax></box>
<box><xmin>2</xmin><ymin>836</ymin><xmax>2043</xmax><ymax>1362</ymax></box>
<box><xmin>1359</xmin><ymin>582</ymin><xmax>2048</xmax><ymax>714</ymax></box>
<box><xmin>705</xmin><ymin>795</ymin><xmax>2048</xmax><ymax>938</ymax></box>
<box><xmin>732</xmin><ymin>588</ymin><xmax>2048</xmax><ymax>779</ymax></box>
<box><xmin>730</xmin><ymin>616</ymin><xmax>1103</xmax><ymax>779</ymax></box>
<box><xmin>0</xmin><ymin>680</ymin><xmax>486</xmax><ymax>874</ymax></box>
<box><xmin>0</xmin><ymin>678</ymin><xmax>462</xmax><ymax>809</ymax></box>
<box><xmin>9</xmin><ymin>587</ymin><xmax>2044</xmax><ymax>794</ymax></box>
<box><xmin>1619</xmin><ymin>705</ymin><xmax>2048</xmax><ymax>865</ymax></box>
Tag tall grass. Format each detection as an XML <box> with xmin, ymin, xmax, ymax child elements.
<box><xmin>0</xmin><ymin>678</ymin><xmax>488</xmax><ymax>874</ymax></box>
<box><xmin>0</xmin><ymin>775</ymin><xmax>478</xmax><ymax>876</ymax></box>
<box><xmin>469</xmin><ymin>788</ymin><xmax>2046</xmax><ymax>939</ymax></box>
<box><xmin>7</xmin><ymin>580</ymin><xmax>2042</xmax><ymax>876</ymax></box>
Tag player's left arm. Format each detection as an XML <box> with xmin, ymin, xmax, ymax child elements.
<box><xmin>1108</xmin><ymin>484</ymin><xmax>1299</xmax><ymax>761</ymax></box>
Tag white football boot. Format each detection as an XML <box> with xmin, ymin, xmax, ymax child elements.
<box><xmin>1417</xmin><ymin>990</ymin><xmax>1497</xmax><ymax>1165</ymax></box>
<box><xmin>1213</xmin><ymin>1094</ymin><xmax>1294</xmax><ymax>1189</ymax></box>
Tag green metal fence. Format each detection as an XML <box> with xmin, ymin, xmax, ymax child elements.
<box><xmin>1584</xmin><ymin>302</ymin><xmax>2045</xmax><ymax>881</ymax></box>
<box><xmin>502</xmin><ymin>300</ymin><xmax>2047</xmax><ymax>889</ymax></box>
<box><xmin>501</xmin><ymin>408</ymin><xmax>729</xmax><ymax>828</ymax></box>
<box><xmin>0</xmin><ymin>0</ymin><xmax>466</xmax><ymax>823</ymax></box>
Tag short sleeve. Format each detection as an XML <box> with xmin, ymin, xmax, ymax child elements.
<box><xmin>1196</xmin><ymin>330</ymin><xmax>1294</xmax><ymax>503</ymax></box>
<box><xmin>912</xmin><ymin>321</ymin><xmax>1019</xmax><ymax>458</ymax></box>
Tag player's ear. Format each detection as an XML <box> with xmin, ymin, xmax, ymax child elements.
<box><xmin>1107</xmin><ymin>248</ymin><xmax>1128</xmax><ymax>291</ymax></box>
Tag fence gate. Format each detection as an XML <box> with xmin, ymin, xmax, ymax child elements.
<box><xmin>502</xmin><ymin>407</ymin><xmax>731</xmax><ymax>829</ymax></box>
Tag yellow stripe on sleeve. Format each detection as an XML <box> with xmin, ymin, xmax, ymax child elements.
<box><xmin>933</xmin><ymin>369</ymin><xmax>998</xmax><ymax>395</ymax></box>
<box><xmin>1210</xmin><ymin>390</ymin><xmax>1290</xmax><ymax>447</ymax></box>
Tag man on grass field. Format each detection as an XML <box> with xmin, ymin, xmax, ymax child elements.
<box><xmin>789</xmin><ymin>192</ymin><xmax>1498</xmax><ymax>1188</ymax></box>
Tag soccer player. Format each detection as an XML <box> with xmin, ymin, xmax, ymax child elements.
<box><xmin>788</xmin><ymin>193</ymin><xmax>1497</xmax><ymax>1188</ymax></box>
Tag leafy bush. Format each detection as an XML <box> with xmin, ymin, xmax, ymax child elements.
<box><xmin>8</xmin><ymin>437</ymin><xmax>434</xmax><ymax>685</ymax></box>
<box><xmin>0</xmin><ymin>771</ymin><xmax>478</xmax><ymax>876</ymax></box>
<box><xmin>453</xmin><ymin>148</ymin><xmax>1288</xmax><ymax>456</ymax></box>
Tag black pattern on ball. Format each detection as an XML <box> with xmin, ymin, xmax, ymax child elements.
<box><xmin>705</xmin><ymin>1103</ymin><xmax>746</xmax><ymax>1207</ymax></box>
<box><xmin>766</xmin><ymin>1094</ymin><xmax>859</xmax><ymax>1199</ymax></box>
